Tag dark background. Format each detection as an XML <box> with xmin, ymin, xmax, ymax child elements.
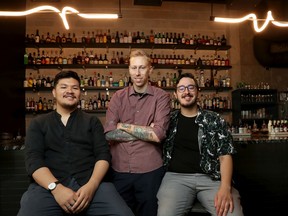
<box><xmin>0</xmin><ymin>1</ymin><xmax>26</xmax><ymax>137</ymax></box>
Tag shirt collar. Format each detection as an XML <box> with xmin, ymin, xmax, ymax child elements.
<box><xmin>128</xmin><ymin>85</ymin><xmax>154</xmax><ymax>97</ymax></box>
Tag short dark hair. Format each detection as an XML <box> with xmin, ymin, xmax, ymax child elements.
<box><xmin>53</xmin><ymin>70</ymin><xmax>80</xmax><ymax>87</ymax></box>
<box><xmin>176</xmin><ymin>72</ymin><xmax>199</xmax><ymax>89</ymax></box>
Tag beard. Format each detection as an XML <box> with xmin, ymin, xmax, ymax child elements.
<box><xmin>61</xmin><ymin>103</ymin><xmax>78</xmax><ymax>111</ymax></box>
<box><xmin>178</xmin><ymin>93</ymin><xmax>197</xmax><ymax>108</ymax></box>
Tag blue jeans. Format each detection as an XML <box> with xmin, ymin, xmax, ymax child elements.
<box><xmin>157</xmin><ymin>172</ymin><xmax>243</xmax><ymax>216</ymax></box>
<box><xmin>18</xmin><ymin>178</ymin><xmax>134</xmax><ymax>216</ymax></box>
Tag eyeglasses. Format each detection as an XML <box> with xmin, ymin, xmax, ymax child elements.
<box><xmin>129</xmin><ymin>65</ymin><xmax>150</xmax><ymax>72</ymax></box>
<box><xmin>176</xmin><ymin>84</ymin><xmax>197</xmax><ymax>93</ymax></box>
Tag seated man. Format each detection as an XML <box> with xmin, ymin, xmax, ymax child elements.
<box><xmin>157</xmin><ymin>73</ymin><xmax>243</xmax><ymax>216</ymax></box>
<box><xmin>18</xmin><ymin>70</ymin><xmax>134</xmax><ymax>216</ymax></box>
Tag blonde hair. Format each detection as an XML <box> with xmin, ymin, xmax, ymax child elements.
<box><xmin>129</xmin><ymin>49</ymin><xmax>151</xmax><ymax>66</ymax></box>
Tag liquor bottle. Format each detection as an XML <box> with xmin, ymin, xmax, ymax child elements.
<box><xmin>101</xmin><ymin>75</ymin><xmax>105</xmax><ymax>87</ymax></box>
<box><xmin>119</xmin><ymin>32</ymin><xmax>124</xmax><ymax>43</ymax></box>
<box><xmin>98</xmin><ymin>54</ymin><xmax>103</xmax><ymax>64</ymax></box>
<box><xmin>28</xmin><ymin>52</ymin><xmax>34</xmax><ymax>65</ymax></box>
<box><xmin>35</xmin><ymin>29</ymin><xmax>40</xmax><ymax>43</ymax></box>
<box><xmin>88</xmin><ymin>97</ymin><xmax>93</xmax><ymax>110</ymax></box>
<box><xmin>123</xmin><ymin>30</ymin><xmax>128</xmax><ymax>43</ymax></box>
<box><xmin>172</xmin><ymin>73</ymin><xmax>177</xmax><ymax>87</ymax></box>
<box><xmin>81</xmin><ymin>31</ymin><xmax>86</xmax><ymax>43</ymax></box>
<box><xmin>97</xmin><ymin>92</ymin><xmax>102</xmax><ymax>109</ymax></box>
<box><xmin>88</xmin><ymin>77</ymin><xmax>94</xmax><ymax>86</ymax></box>
<box><xmin>105</xmin><ymin>92</ymin><xmax>110</xmax><ymax>108</ymax></box>
<box><xmin>84</xmin><ymin>74</ymin><xmax>89</xmax><ymax>86</ymax></box>
<box><xmin>199</xmin><ymin>70</ymin><xmax>205</xmax><ymax>87</ymax></box>
<box><xmin>72</xmin><ymin>33</ymin><xmax>77</xmax><ymax>43</ymax></box>
<box><xmin>111</xmin><ymin>51</ymin><xmax>116</xmax><ymax>64</ymax></box>
<box><xmin>43</xmin><ymin>97</ymin><xmax>48</xmax><ymax>112</ymax></box>
<box><xmin>80</xmin><ymin>75</ymin><xmax>84</xmax><ymax>88</ymax></box>
<box><xmin>109</xmin><ymin>72</ymin><xmax>113</xmax><ymax>87</ymax></box>
<box><xmin>38</xmin><ymin>97</ymin><xmax>43</xmax><ymax>112</ymax></box>
<box><xmin>96</xmin><ymin>73</ymin><xmax>101</xmax><ymax>87</ymax></box>
<box><xmin>86</xmin><ymin>31</ymin><xmax>91</xmax><ymax>44</ymax></box>
<box><xmin>106</xmin><ymin>29</ymin><xmax>111</xmax><ymax>43</ymax></box>
<box><xmin>61</xmin><ymin>33</ymin><xmax>67</xmax><ymax>43</ymax></box>
<box><xmin>128</xmin><ymin>32</ymin><xmax>132</xmax><ymax>43</ymax></box>
<box><xmin>225</xmin><ymin>70</ymin><xmax>230</xmax><ymax>87</ymax></box>
<box><xmin>140</xmin><ymin>32</ymin><xmax>146</xmax><ymax>43</ymax></box>
<box><xmin>165</xmin><ymin>72</ymin><xmax>170</xmax><ymax>87</ymax></box>
<box><xmin>115</xmin><ymin>31</ymin><xmax>120</xmax><ymax>43</ymax></box>
<box><xmin>46</xmin><ymin>32</ymin><xmax>51</xmax><ymax>43</ymax></box>
<box><xmin>93</xmin><ymin>95</ymin><xmax>97</xmax><ymax>110</ymax></box>
<box><xmin>84</xmin><ymin>52</ymin><xmax>90</xmax><ymax>64</ymax></box>
<box><xmin>50</xmin><ymin>34</ymin><xmax>56</xmax><ymax>43</ymax></box>
<box><xmin>209</xmin><ymin>69</ymin><xmax>214</xmax><ymax>87</ymax></box>
<box><xmin>30</xmin><ymin>97</ymin><xmax>35</xmax><ymax>112</ymax></box>
<box><xmin>24</xmin><ymin>51</ymin><xmax>28</xmax><ymax>65</ymax></box>
<box><xmin>66</xmin><ymin>33</ymin><xmax>72</xmax><ymax>43</ymax></box>
<box><xmin>75</xmin><ymin>51</ymin><xmax>81</xmax><ymax>64</ymax></box>
<box><xmin>119</xmin><ymin>52</ymin><xmax>125</xmax><ymax>64</ymax></box>
<box><xmin>221</xmin><ymin>35</ymin><xmax>227</xmax><ymax>46</ymax></box>
<box><xmin>40</xmin><ymin>35</ymin><xmax>46</xmax><ymax>44</ymax></box>
<box><xmin>90</xmin><ymin>31</ymin><xmax>95</xmax><ymax>43</ymax></box>
<box><xmin>25</xmin><ymin>34</ymin><xmax>30</xmax><ymax>44</ymax></box>
<box><xmin>99</xmin><ymin>30</ymin><xmax>104</xmax><ymax>43</ymax></box>
<box><xmin>40</xmin><ymin>50</ymin><xmax>46</xmax><ymax>65</ymax></box>
<box><xmin>45</xmin><ymin>51</ymin><xmax>50</xmax><ymax>64</ymax></box>
<box><xmin>103</xmin><ymin>54</ymin><xmax>109</xmax><ymax>64</ymax></box>
<box><xmin>41</xmin><ymin>75</ymin><xmax>47</xmax><ymax>87</ymax></box>
<box><xmin>92</xmin><ymin>72</ymin><xmax>97</xmax><ymax>87</ymax></box>
<box><xmin>103</xmin><ymin>31</ymin><xmax>107</xmax><ymax>43</ymax></box>
<box><xmin>101</xmin><ymin>94</ymin><xmax>105</xmax><ymax>108</ymax></box>
<box><xmin>56</xmin><ymin>32</ymin><xmax>61</xmax><ymax>43</ymax></box>
<box><xmin>119</xmin><ymin>76</ymin><xmax>124</xmax><ymax>87</ymax></box>
<box><xmin>58</xmin><ymin>51</ymin><xmax>63</xmax><ymax>64</ymax></box>
<box><xmin>89</xmin><ymin>51</ymin><xmax>94</xmax><ymax>64</ymax></box>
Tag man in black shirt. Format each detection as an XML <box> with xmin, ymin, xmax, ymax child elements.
<box><xmin>18</xmin><ymin>71</ymin><xmax>134</xmax><ymax>216</ymax></box>
<box><xmin>157</xmin><ymin>73</ymin><xmax>243</xmax><ymax>216</ymax></box>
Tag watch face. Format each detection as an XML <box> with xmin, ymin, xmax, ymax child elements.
<box><xmin>48</xmin><ymin>182</ymin><xmax>56</xmax><ymax>190</ymax></box>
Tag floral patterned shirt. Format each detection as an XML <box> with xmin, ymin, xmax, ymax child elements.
<box><xmin>162</xmin><ymin>107</ymin><xmax>236</xmax><ymax>180</ymax></box>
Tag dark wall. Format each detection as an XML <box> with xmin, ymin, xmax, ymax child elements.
<box><xmin>0</xmin><ymin>1</ymin><xmax>26</xmax><ymax>136</ymax></box>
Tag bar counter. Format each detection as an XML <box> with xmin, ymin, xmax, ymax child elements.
<box><xmin>232</xmin><ymin>134</ymin><xmax>288</xmax><ymax>216</ymax></box>
<box><xmin>1</xmin><ymin>135</ymin><xmax>288</xmax><ymax>216</ymax></box>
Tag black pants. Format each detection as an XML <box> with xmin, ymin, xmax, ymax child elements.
<box><xmin>112</xmin><ymin>167</ymin><xmax>165</xmax><ymax>216</ymax></box>
<box><xmin>18</xmin><ymin>178</ymin><xmax>134</xmax><ymax>216</ymax></box>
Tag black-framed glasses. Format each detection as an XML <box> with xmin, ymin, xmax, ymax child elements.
<box><xmin>176</xmin><ymin>84</ymin><xmax>197</xmax><ymax>93</ymax></box>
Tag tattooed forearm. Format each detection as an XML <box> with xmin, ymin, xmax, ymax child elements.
<box><xmin>134</xmin><ymin>127</ymin><xmax>155</xmax><ymax>141</ymax></box>
<box><xmin>105</xmin><ymin>129</ymin><xmax>137</xmax><ymax>142</ymax></box>
<box><xmin>118</xmin><ymin>123</ymin><xmax>160</xmax><ymax>143</ymax></box>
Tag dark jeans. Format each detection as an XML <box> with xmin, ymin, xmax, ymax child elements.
<box><xmin>17</xmin><ymin>178</ymin><xmax>134</xmax><ymax>216</ymax></box>
<box><xmin>112</xmin><ymin>167</ymin><xmax>165</xmax><ymax>216</ymax></box>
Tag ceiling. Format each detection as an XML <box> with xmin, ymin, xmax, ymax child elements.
<box><xmin>134</xmin><ymin>0</ymin><xmax>265</xmax><ymax>10</ymax></box>
<box><xmin>163</xmin><ymin>0</ymin><xmax>227</xmax><ymax>4</ymax></box>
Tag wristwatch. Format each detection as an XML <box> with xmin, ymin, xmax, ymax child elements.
<box><xmin>48</xmin><ymin>181</ymin><xmax>59</xmax><ymax>191</ymax></box>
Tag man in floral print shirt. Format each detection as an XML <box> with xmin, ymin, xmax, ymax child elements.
<box><xmin>157</xmin><ymin>73</ymin><xmax>243</xmax><ymax>216</ymax></box>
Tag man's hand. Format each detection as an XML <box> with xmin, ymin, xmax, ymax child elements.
<box><xmin>214</xmin><ymin>185</ymin><xmax>234</xmax><ymax>216</ymax></box>
<box><xmin>51</xmin><ymin>184</ymin><xmax>78</xmax><ymax>214</ymax></box>
<box><xmin>70</xmin><ymin>182</ymin><xmax>97</xmax><ymax>214</ymax></box>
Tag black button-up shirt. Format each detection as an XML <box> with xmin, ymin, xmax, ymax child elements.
<box><xmin>25</xmin><ymin>109</ymin><xmax>111</xmax><ymax>185</ymax></box>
